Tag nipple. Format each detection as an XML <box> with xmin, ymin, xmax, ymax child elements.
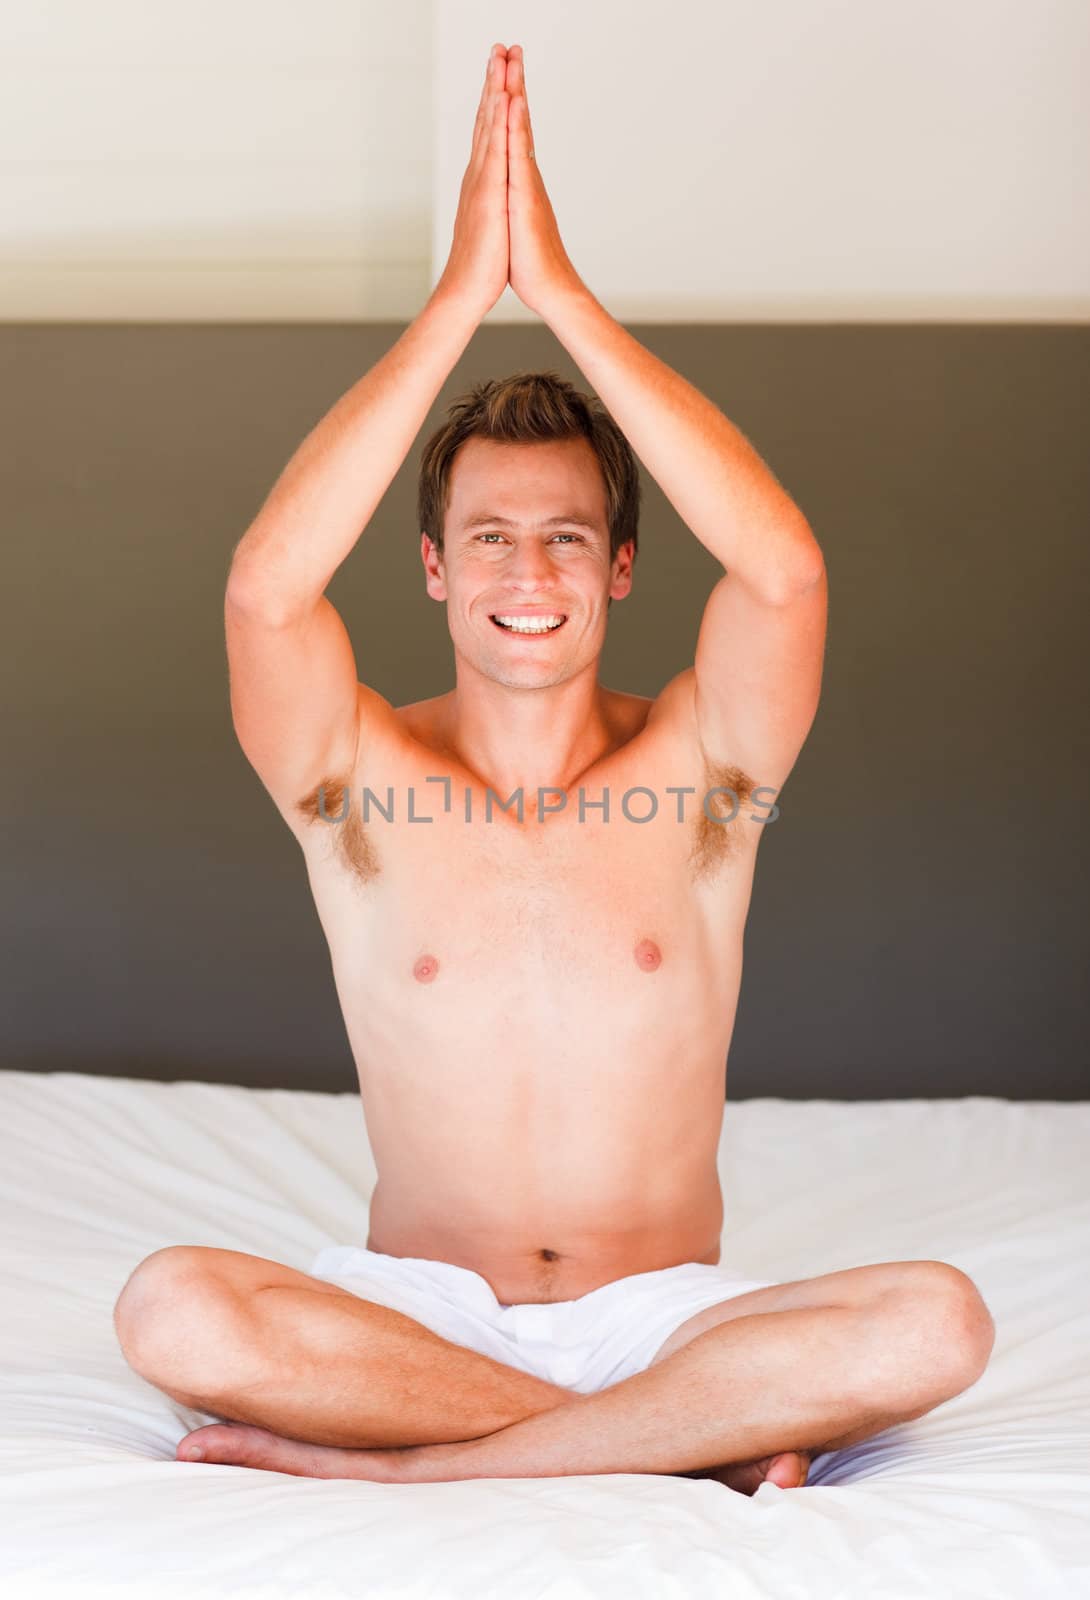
<box><xmin>634</xmin><ymin>937</ymin><xmax>663</xmax><ymax>972</ymax></box>
<box><xmin>412</xmin><ymin>954</ymin><xmax>439</xmax><ymax>983</ymax></box>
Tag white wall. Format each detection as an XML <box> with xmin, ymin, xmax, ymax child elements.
<box><xmin>2</xmin><ymin>0</ymin><xmax>1086</xmax><ymax>323</ymax></box>
<box><xmin>0</xmin><ymin>0</ymin><xmax>433</xmax><ymax>320</ymax></box>
<box><xmin>448</xmin><ymin>0</ymin><xmax>1090</xmax><ymax>323</ymax></box>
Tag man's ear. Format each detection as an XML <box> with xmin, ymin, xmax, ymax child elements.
<box><xmin>608</xmin><ymin>539</ymin><xmax>636</xmax><ymax>604</ymax></box>
<box><xmin>421</xmin><ymin>530</ymin><xmax>447</xmax><ymax>601</ymax></box>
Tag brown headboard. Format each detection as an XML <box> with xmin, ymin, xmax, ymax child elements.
<box><xmin>4</xmin><ymin>321</ymin><xmax>1086</xmax><ymax>1097</ymax></box>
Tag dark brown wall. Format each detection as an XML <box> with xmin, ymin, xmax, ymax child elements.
<box><xmin>3</xmin><ymin>323</ymin><xmax>1087</xmax><ymax>1097</ymax></box>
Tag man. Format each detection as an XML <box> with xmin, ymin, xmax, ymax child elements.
<box><xmin>113</xmin><ymin>43</ymin><xmax>994</xmax><ymax>1494</ymax></box>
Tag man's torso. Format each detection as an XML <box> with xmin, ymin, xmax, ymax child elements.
<box><xmin>292</xmin><ymin>667</ymin><xmax>767</xmax><ymax>1304</ymax></box>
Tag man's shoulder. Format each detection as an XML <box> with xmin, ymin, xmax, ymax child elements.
<box><xmin>386</xmin><ymin>689</ymin><xmax>450</xmax><ymax>742</ymax></box>
<box><xmin>643</xmin><ymin>666</ymin><xmax>699</xmax><ymax>740</ymax></box>
<box><xmin>604</xmin><ymin>669</ymin><xmax>704</xmax><ymax>776</ymax></box>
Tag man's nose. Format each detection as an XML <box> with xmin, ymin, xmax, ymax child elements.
<box><xmin>508</xmin><ymin>542</ymin><xmax>555</xmax><ymax>584</ymax></box>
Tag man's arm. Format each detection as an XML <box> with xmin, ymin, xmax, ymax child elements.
<box><xmin>536</xmin><ymin>285</ymin><xmax>822</xmax><ymax>600</ymax></box>
<box><xmin>229</xmin><ymin>44</ymin><xmax>513</xmax><ymax>616</ymax></box>
<box><xmin>225</xmin><ymin>45</ymin><xmax>514</xmax><ymax>831</ymax></box>
<box><xmin>534</xmin><ymin>291</ymin><xmax>825</xmax><ymax>790</ymax></box>
<box><xmin>541</xmin><ymin>283</ymin><xmax>826</xmax><ymax>789</ymax></box>
<box><xmin>502</xmin><ymin>45</ymin><xmax>825</xmax><ymax>791</ymax></box>
<box><xmin>224</xmin><ymin>287</ymin><xmax>482</xmax><ymax>831</ymax></box>
<box><xmin>227</xmin><ymin>288</ymin><xmax>481</xmax><ymax>618</ymax></box>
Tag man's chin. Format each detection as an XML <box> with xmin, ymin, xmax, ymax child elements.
<box><xmin>486</xmin><ymin>664</ymin><xmax>569</xmax><ymax>689</ymax></box>
<box><xmin>454</xmin><ymin>638</ymin><xmax>595</xmax><ymax>688</ymax></box>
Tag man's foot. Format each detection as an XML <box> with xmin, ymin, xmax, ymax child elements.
<box><xmin>681</xmin><ymin>1449</ymin><xmax>812</xmax><ymax>1494</ymax></box>
<box><xmin>176</xmin><ymin>1422</ymin><xmax>404</xmax><ymax>1481</ymax></box>
<box><xmin>177</xmin><ymin>1423</ymin><xmax>813</xmax><ymax>1492</ymax></box>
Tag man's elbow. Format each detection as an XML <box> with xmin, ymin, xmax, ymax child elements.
<box><xmin>793</xmin><ymin>542</ymin><xmax>826</xmax><ymax>595</ymax></box>
<box><xmin>762</xmin><ymin>532</ymin><xmax>826</xmax><ymax>605</ymax></box>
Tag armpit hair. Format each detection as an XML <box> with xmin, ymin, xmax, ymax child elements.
<box><xmin>296</xmin><ymin>774</ymin><xmax>382</xmax><ymax>888</ymax></box>
<box><xmin>688</xmin><ymin>753</ymin><xmax>758</xmax><ymax>885</ymax></box>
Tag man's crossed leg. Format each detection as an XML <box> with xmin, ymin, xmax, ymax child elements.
<box><xmin>113</xmin><ymin>1248</ymin><xmax>995</xmax><ymax>1490</ymax></box>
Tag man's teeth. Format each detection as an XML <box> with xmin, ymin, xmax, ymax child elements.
<box><xmin>492</xmin><ymin>615</ymin><xmax>566</xmax><ymax>633</ymax></box>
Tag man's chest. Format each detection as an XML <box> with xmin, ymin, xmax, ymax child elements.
<box><xmin>299</xmin><ymin>737</ymin><xmax>761</xmax><ymax>1036</ymax></box>
<box><xmin>300</xmin><ymin>725</ymin><xmax>760</xmax><ymax>903</ymax></box>
<box><xmin>305</xmin><ymin>823</ymin><xmax>750</xmax><ymax>1119</ymax></box>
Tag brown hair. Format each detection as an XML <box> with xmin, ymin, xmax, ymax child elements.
<box><xmin>417</xmin><ymin>370</ymin><xmax>640</xmax><ymax>569</ymax></box>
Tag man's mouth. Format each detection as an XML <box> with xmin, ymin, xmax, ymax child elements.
<box><xmin>490</xmin><ymin>613</ymin><xmax>568</xmax><ymax>636</ymax></box>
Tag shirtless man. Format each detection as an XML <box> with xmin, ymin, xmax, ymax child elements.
<box><xmin>113</xmin><ymin>43</ymin><xmax>995</xmax><ymax>1494</ymax></box>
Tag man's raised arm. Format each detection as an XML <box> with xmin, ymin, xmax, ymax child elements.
<box><xmin>502</xmin><ymin>44</ymin><xmax>826</xmax><ymax>792</ymax></box>
<box><xmin>224</xmin><ymin>44</ymin><xmax>514</xmax><ymax>831</ymax></box>
<box><xmin>226</xmin><ymin>290</ymin><xmax>478</xmax><ymax>617</ymax></box>
<box><xmin>227</xmin><ymin>44</ymin><xmax>516</xmax><ymax>613</ymax></box>
<box><xmin>502</xmin><ymin>44</ymin><xmax>820</xmax><ymax>602</ymax></box>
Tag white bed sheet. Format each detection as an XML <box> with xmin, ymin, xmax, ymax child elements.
<box><xmin>0</xmin><ymin>1069</ymin><xmax>1087</xmax><ymax>1600</ymax></box>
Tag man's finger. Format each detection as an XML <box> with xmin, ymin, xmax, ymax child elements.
<box><xmin>488</xmin><ymin>87</ymin><xmax>510</xmax><ymax>164</ymax></box>
<box><xmin>506</xmin><ymin>49</ymin><xmax>536</xmax><ymax>175</ymax></box>
<box><xmin>470</xmin><ymin>57</ymin><xmax>490</xmax><ymax>153</ymax></box>
<box><xmin>471</xmin><ymin>49</ymin><xmax>500</xmax><ymax>162</ymax></box>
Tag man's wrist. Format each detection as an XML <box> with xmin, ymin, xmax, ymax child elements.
<box><xmin>425</xmin><ymin>274</ymin><xmax>498</xmax><ymax>332</ymax></box>
<box><xmin>536</xmin><ymin>273</ymin><xmax>597</xmax><ymax>330</ymax></box>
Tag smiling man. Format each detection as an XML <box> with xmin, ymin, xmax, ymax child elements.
<box><xmin>113</xmin><ymin>43</ymin><xmax>994</xmax><ymax>1493</ymax></box>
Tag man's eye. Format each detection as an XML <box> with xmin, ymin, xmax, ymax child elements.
<box><xmin>475</xmin><ymin>532</ymin><xmax>582</xmax><ymax>543</ymax></box>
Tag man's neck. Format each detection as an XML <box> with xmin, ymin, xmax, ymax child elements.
<box><xmin>439</xmin><ymin>665</ymin><xmax>617</xmax><ymax>807</ymax></box>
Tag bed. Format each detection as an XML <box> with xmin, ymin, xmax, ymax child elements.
<box><xmin>1</xmin><ymin>1068</ymin><xmax>1087</xmax><ymax>1599</ymax></box>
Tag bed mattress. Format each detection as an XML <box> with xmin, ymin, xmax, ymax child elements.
<box><xmin>1</xmin><ymin>1070</ymin><xmax>1087</xmax><ymax>1599</ymax></box>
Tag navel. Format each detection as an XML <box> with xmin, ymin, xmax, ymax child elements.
<box><xmin>634</xmin><ymin>937</ymin><xmax>663</xmax><ymax>972</ymax></box>
<box><xmin>412</xmin><ymin>953</ymin><xmax>440</xmax><ymax>983</ymax></box>
<box><xmin>538</xmin><ymin>1249</ymin><xmax>560</xmax><ymax>1262</ymax></box>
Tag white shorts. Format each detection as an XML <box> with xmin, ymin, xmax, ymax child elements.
<box><xmin>309</xmin><ymin>1245</ymin><xmax>777</xmax><ymax>1394</ymax></box>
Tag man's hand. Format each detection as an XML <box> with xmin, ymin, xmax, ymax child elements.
<box><xmin>504</xmin><ymin>45</ymin><xmax>584</xmax><ymax>318</ymax></box>
<box><xmin>434</xmin><ymin>44</ymin><xmax>511</xmax><ymax>321</ymax></box>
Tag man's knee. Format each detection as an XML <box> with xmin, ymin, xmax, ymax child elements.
<box><xmin>916</xmin><ymin>1260</ymin><xmax>995</xmax><ymax>1380</ymax></box>
<box><xmin>863</xmin><ymin>1261</ymin><xmax>995</xmax><ymax>1411</ymax></box>
<box><xmin>114</xmin><ymin>1245</ymin><xmax>261</xmax><ymax>1399</ymax></box>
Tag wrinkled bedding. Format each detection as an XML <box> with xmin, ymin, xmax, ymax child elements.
<box><xmin>1</xmin><ymin>1069</ymin><xmax>1087</xmax><ymax>1599</ymax></box>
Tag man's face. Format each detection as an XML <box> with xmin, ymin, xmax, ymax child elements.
<box><xmin>421</xmin><ymin>436</ymin><xmax>634</xmax><ymax>689</ymax></box>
